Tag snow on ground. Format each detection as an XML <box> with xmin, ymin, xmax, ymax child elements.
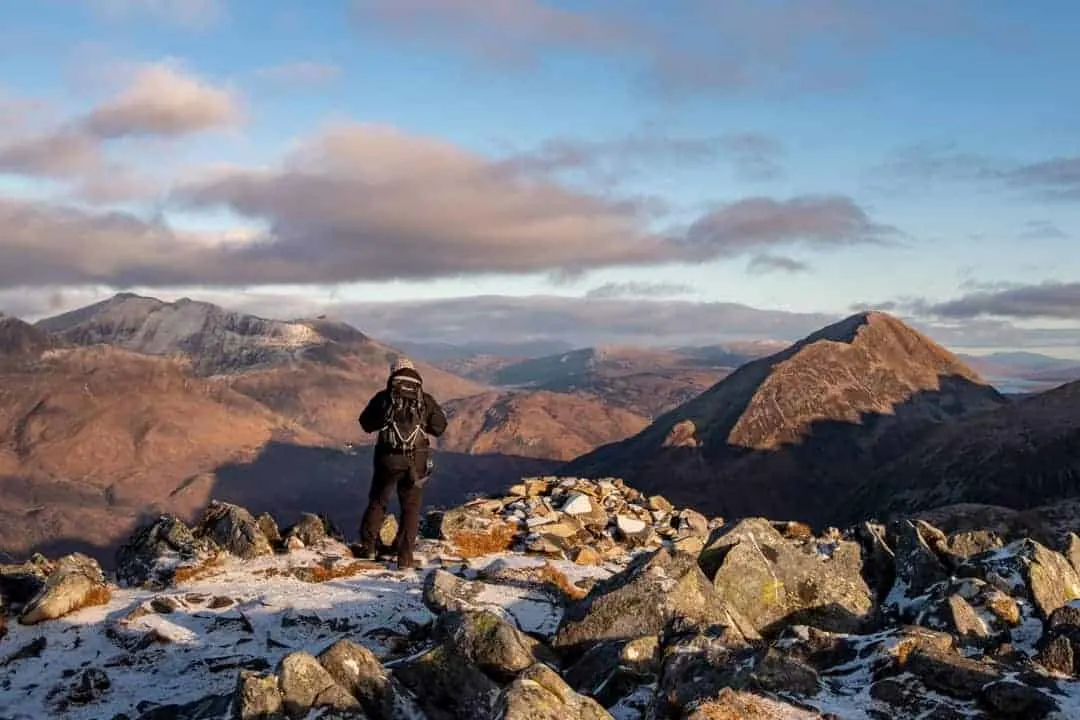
<box><xmin>0</xmin><ymin>545</ymin><xmax>618</xmax><ymax>720</ymax></box>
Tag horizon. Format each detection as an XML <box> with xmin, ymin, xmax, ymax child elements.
<box><xmin>1</xmin><ymin>2</ymin><xmax>1078</xmax><ymax>357</ymax></box>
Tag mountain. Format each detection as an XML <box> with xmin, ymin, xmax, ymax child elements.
<box><xmin>393</xmin><ymin>338</ymin><xmax>575</xmax><ymax>363</ymax></box>
<box><xmin>35</xmin><ymin>294</ymin><xmax>487</xmax><ymax>442</ymax></box>
<box><xmin>850</xmin><ymin>378</ymin><xmax>1080</xmax><ymax>521</ymax></box>
<box><xmin>439</xmin><ymin>390</ymin><xmax>650</xmax><ymax>461</ymax></box>
<box><xmin>0</xmin><ymin>316</ymin><xmax>56</xmax><ymax>361</ymax></box>
<box><xmin>0</xmin><ymin>344</ymin><xmax>554</xmax><ymax>566</ymax></box>
<box><xmin>450</xmin><ymin>346</ymin><xmax>750</xmax><ymax>417</ymax></box>
<box><xmin>564</xmin><ymin>311</ymin><xmax>1008</xmax><ymax>528</ymax></box>
<box><xmin>959</xmin><ymin>351</ymin><xmax>1080</xmax><ymax>394</ymax></box>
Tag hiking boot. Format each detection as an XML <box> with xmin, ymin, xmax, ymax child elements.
<box><xmin>351</xmin><ymin>543</ymin><xmax>376</xmax><ymax>560</ymax></box>
<box><xmin>396</xmin><ymin>551</ymin><xmax>417</xmax><ymax>570</ymax></box>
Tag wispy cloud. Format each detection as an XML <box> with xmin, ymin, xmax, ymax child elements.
<box><xmin>748</xmin><ymin>254</ymin><xmax>810</xmax><ymax>274</ymax></box>
<box><xmin>1019</xmin><ymin>221</ymin><xmax>1070</xmax><ymax>240</ymax></box>
<box><xmin>351</xmin><ymin>0</ymin><xmax>969</xmax><ymax>98</ymax></box>
<box><xmin>584</xmin><ymin>281</ymin><xmax>695</xmax><ymax>299</ymax></box>
<box><xmin>927</xmin><ymin>281</ymin><xmax>1080</xmax><ymax>320</ymax></box>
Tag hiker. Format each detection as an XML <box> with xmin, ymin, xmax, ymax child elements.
<box><xmin>355</xmin><ymin>357</ymin><xmax>447</xmax><ymax>568</ymax></box>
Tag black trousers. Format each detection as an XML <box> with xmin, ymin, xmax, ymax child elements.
<box><xmin>358</xmin><ymin>459</ymin><xmax>424</xmax><ymax>564</ymax></box>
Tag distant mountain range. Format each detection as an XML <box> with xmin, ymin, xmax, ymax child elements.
<box><xmin>3</xmin><ymin>294</ymin><xmax>1079</xmax><ymax>566</ymax></box>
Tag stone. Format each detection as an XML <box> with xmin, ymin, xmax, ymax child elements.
<box><xmin>257</xmin><ymin>513</ymin><xmax>282</xmax><ymax>548</ymax></box>
<box><xmin>494</xmin><ymin>663</ymin><xmax>612</xmax><ymax>720</ymax></box>
<box><xmin>961</xmin><ymin>539</ymin><xmax>1080</xmax><ymax>619</ymax></box>
<box><xmin>285</xmin><ymin>536</ymin><xmax>304</xmax><ymax>552</ymax></box>
<box><xmin>423</xmin><ymin>568</ymin><xmax>481</xmax><ymax>615</ymax></box>
<box><xmin>19</xmin><ymin>553</ymin><xmax>111</xmax><ymax>625</ymax></box>
<box><xmin>981</xmin><ymin>680</ymin><xmax>1059</xmax><ymax>717</ymax></box>
<box><xmin>562</xmin><ymin>493</ymin><xmax>593</xmax><ymax>516</ymax></box>
<box><xmin>700</xmin><ymin>518</ymin><xmax>875</xmax><ymax>635</ymax></box>
<box><xmin>318</xmin><ymin>638</ymin><xmax>416</xmax><ymax>718</ymax></box>
<box><xmin>948</xmin><ymin>594</ymin><xmax>990</xmax><ymax>641</ymax></box>
<box><xmin>69</xmin><ymin>668</ymin><xmax>111</xmax><ymax>705</ymax></box>
<box><xmin>283</xmin><ymin>513</ymin><xmax>328</xmax><ymax>548</ymax></box>
<box><xmin>614</xmin><ymin>515</ymin><xmax>647</xmax><ymax>536</ymax></box>
<box><xmin>378</xmin><ymin>514</ymin><xmax>399</xmax><ymax>550</ymax></box>
<box><xmin>235</xmin><ymin>670</ymin><xmax>284</xmax><ymax>720</ymax></box>
<box><xmin>554</xmin><ymin>547</ymin><xmax>757</xmax><ymax>659</ymax></box>
<box><xmin>277</xmin><ymin>651</ymin><xmax>360</xmax><ymax>719</ymax></box>
<box><xmin>883</xmin><ymin>520</ymin><xmax>951</xmax><ymax>619</ymax></box>
<box><xmin>508</xmin><ymin>484</ymin><xmax>527</xmax><ymax>497</ymax></box>
<box><xmin>647</xmin><ymin>495</ymin><xmax>674</xmax><ymax>513</ymax></box>
<box><xmin>434</xmin><ymin>609</ymin><xmax>538</xmax><ymax>682</ymax></box>
<box><xmin>672</xmin><ymin>535</ymin><xmax>705</xmax><ymax>556</ymax></box>
<box><xmin>676</xmin><ymin>509</ymin><xmax>709</xmax><ymax>537</ymax></box>
<box><xmin>114</xmin><ymin>514</ymin><xmax>215</xmax><ymax>588</ymax></box>
<box><xmin>194</xmin><ymin>501</ymin><xmax>273</xmax><ymax>560</ymax></box>
<box><xmin>393</xmin><ymin>643</ymin><xmax>500</xmax><ymax>720</ymax></box>
<box><xmin>570</xmin><ymin>547</ymin><xmax>603</xmax><ymax>566</ymax></box>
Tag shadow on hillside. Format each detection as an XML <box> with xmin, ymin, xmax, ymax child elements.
<box><xmin>208</xmin><ymin>441</ymin><xmax>561</xmax><ymax>539</ymax></box>
<box><xmin>11</xmin><ymin>444</ymin><xmax>559</xmax><ymax>571</ymax></box>
<box><xmin>567</xmin><ymin>370</ymin><xmax>1011</xmax><ymax>532</ymax></box>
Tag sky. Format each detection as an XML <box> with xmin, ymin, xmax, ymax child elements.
<box><xmin>0</xmin><ymin>0</ymin><xmax>1078</xmax><ymax>356</ymax></box>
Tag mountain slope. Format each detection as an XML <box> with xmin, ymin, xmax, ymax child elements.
<box><xmin>851</xmin><ymin>378</ymin><xmax>1080</xmax><ymax>521</ymax></box>
<box><xmin>564</xmin><ymin>311</ymin><xmax>1007</xmax><ymax>527</ymax></box>
<box><xmin>0</xmin><ymin>316</ymin><xmax>56</xmax><ymax>361</ymax></box>
<box><xmin>35</xmin><ymin>294</ymin><xmax>488</xmax><ymax>442</ymax></box>
<box><xmin>439</xmin><ymin>390</ymin><xmax>650</xmax><ymax>461</ymax></box>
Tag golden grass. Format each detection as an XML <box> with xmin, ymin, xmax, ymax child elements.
<box><xmin>288</xmin><ymin>560</ymin><xmax>379</xmax><ymax>583</ymax></box>
<box><xmin>75</xmin><ymin>584</ymin><xmax>113</xmax><ymax>612</ymax></box>
<box><xmin>449</xmin><ymin>522</ymin><xmax>518</xmax><ymax>558</ymax></box>
<box><xmin>171</xmin><ymin>553</ymin><xmax>226</xmax><ymax>585</ymax></box>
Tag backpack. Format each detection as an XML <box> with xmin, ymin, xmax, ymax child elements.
<box><xmin>378</xmin><ymin>374</ymin><xmax>427</xmax><ymax>453</ymax></box>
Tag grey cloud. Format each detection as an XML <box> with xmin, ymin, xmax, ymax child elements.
<box><xmin>502</xmin><ymin>131</ymin><xmax>786</xmax><ymax>183</ymax></box>
<box><xmin>584</xmin><ymin>281</ymin><xmax>695</xmax><ymax>299</ymax></box>
<box><xmin>748</xmin><ymin>254</ymin><xmax>810</xmax><ymax>274</ymax></box>
<box><xmin>0</xmin><ymin>128</ymin><xmax>103</xmax><ymax>178</ymax></box>
<box><xmin>0</xmin><ymin>124</ymin><xmax>891</xmax><ymax>288</ymax></box>
<box><xmin>680</xmin><ymin>196</ymin><xmax>897</xmax><ymax>259</ymax></box>
<box><xmin>928</xmin><ymin>282</ymin><xmax>1080</xmax><ymax>320</ymax></box>
<box><xmin>874</xmin><ymin>143</ymin><xmax>1080</xmax><ymax>202</ymax></box>
<box><xmin>352</xmin><ymin>0</ymin><xmax>970</xmax><ymax>97</ymax></box>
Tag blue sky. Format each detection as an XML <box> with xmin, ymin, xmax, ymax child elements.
<box><xmin>0</xmin><ymin>0</ymin><xmax>1078</xmax><ymax>355</ymax></box>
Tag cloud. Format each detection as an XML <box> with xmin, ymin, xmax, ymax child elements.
<box><xmin>351</xmin><ymin>0</ymin><xmax>966</xmax><ymax>97</ymax></box>
<box><xmin>84</xmin><ymin>0</ymin><xmax>225</xmax><ymax>28</ymax></box>
<box><xmin>748</xmin><ymin>254</ymin><xmax>810</xmax><ymax>274</ymax></box>
<box><xmin>926</xmin><ymin>282</ymin><xmax>1080</xmax><ymax>320</ymax></box>
<box><xmin>679</xmin><ymin>196</ymin><xmax>897</xmax><ymax>259</ymax></box>
<box><xmin>0</xmin><ymin>62</ymin><xmax>241</xmax><ymax>200</ymax></box>
<box><xmin>874</xmin><ymin>143</ymin><xmax>1080</xmax><ymax>202</ymax></box>
<box><xmin>81</xmin><ymin>62</ymin><xmax>243</xmax><ymax>138</ymax></box>
<box><xmin>584</xmin><ymin>281</ymin><xmax>695</xmax><ymax>299</ymax></box>
<box><xmin>254</xmin><ymin>62</ymin><xmax>342</xmax><ymax>85</ymax></box>
<box><xmin>500</xmin><ymin>130</ymin><xmax>786</xmax><ymax>183</ymax></box>
<box><xmin>1019</xmin><ymin>221</ymin><xmax>1070</xmax><ymax>240</ymax></box>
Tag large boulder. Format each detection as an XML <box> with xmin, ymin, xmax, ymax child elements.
<box><xmin>392</xmin><ymin>643</ymin><xmax>501</xmax><ymax>720</ymax></box>
<box><xmin>195</xmin><ymin>501</ymin><xmax>273</xmax><ymax>560</ymax></box>
<box><xmin>494</xmin><ymin>663</ymin><xmax>612</xmax><ymax>720</ymax></box>
<box><xmin>553</xmin><ymin>547</ymin><xmax>757</xmax><ymax>660</ymax></box>
<box><xmin>115</xmin><ymin>514</ymin><xmax>217</xmax><ymax>588</ymax></box>
<box><xmin>318</xmin><ymin>638</ymin><xmax>420</xmax><ymax>719</ymax></box>
<box><xmin>433</xmin><ymin>610</ymin><xmax>541</xmax><ymax>683</ymax></box>
<box><xmin>698</xmin><ymin>518</ymin><xmax>875</xmax><ymax>635</ymax></box>
<box><xmin>19</xmin><ymin>553</ymin><xmax>111</xmax><ymax>625</ymax></box>
<box><xmin>277</xmin><ymin>650</ymin><xmax>361</xmax><ymax>719</ymax></box>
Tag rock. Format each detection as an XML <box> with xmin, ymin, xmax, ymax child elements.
<box><xmin>651</xmin><ymin>630</ymin><xmax>762</xmax><ymax>717</ymax></box>
<box><xmin>947</xmin><ymin>594</ymin><xmax>990</xmax><ymax>641</ymax></box>
<box><xmin>69</xmin><ymin>668</ymin><xmax>111</xmax><ymax>705</ymax></box>
<box><xmin>752</xmin><ymin>648</ymin><xmax>819</xmax><ymax>696</ymax></box>
<box><xmin>434</xmin><ymin>610</ymin><xmax>539</xmax><ymax>682</ymax></box>
<box><xmin>647</xmin><ymin>495</ymin><xmax>674</xmax><ymax>513</ymax></box>
<box><xmin>699</xmin><ymin>518</ymin><xmax>874</xmax><ymax>635</ymax></box>
<box><xmin>676</xmin><ymin>509</ymin><xmax>709</xmax><ymax>538</ymax></box>
<box><xmin>960</xmin><ymin>539</ymin><xmax>1080</xmax><ymax>619</ymax></box>
<box><xmin>1066</xmin><ymin>533</ymin><xmax>1080</xmax><ymax>576</ymax></box>
<box><xmin>948</xmin><ymin>529</ymin><xmax>1004</xmax><ymax>558</ymax></box>
<box><xmin>150</xmin><ymin>595</ymin><xmax>184</xmax><ymax>614</ymax></box>
<box><xmin>283</xmin><ymin>513</ymin><xmax>328</xmax><ymax>548</ymax></box>
<box><xmin>318</xmin><ymin>638</ymin><xmax>415</xmax><ymax>718</ymax></box>
<box><xmin>554</xmin><ymin>547</ymin><xmax>757</xmax><ymax>660</ymax></box>
<box><xmin>284</xmin><ymin>536</ymin><xmax>304</xmax><ymax>552</ymax></box>
<box><xmin>570</xmin><ymin>547</ymin><xmax>602</xmax><ymax>566</ymax></box>
<box><xmin>981</xmin><ymin>680</ymin><xmax>1059</xmax><ymax>718</ymax></box>
<box><xmin>19</xmin><ymin>553</ymin><xmax>111</xmax><ymax>625</ymax></box>
<box><xmin>525</xmin><ymin>477</ymin><xmax>555</xmax><ymax>497</ymax></box>
<box><xmin>883</xmin><ymin>520</ymin><xmax>950</xmax><ymax>620</ymax></box>
<box><xmin>195</xmin><ymin>501</ymin><xmax>273</xmax><ymax>560</ymax></box>
<box><xmin>684</xmin><ymin>688</ymin><xmax>822</xmax><ymax>719</ymax></box>
<box><xmin>378</xmin><ymin>514</ymin><xmax>399</xmax><ymax>550</ymax></box>
<box><xmin>423</xmin><ymin>569</ymin><xmax>481</xmax><ymax>615</ymax></box>
<box><xmin>903</xmin><ymin>644</ymin><xmax>1002</xmax><ymax>700</ymax></box>
<box><xmin>508</xmin><ymin>484</ymin><xmax>527</xmax><ymax>497</ymax></box>
<box><xmin>235</xmin><ymin>670</ymin><xmax>284</xmax><ymax>720</ymax></box>
<box><xmin>277</xmin><ymin>651</ymin><xmax>360</xmax><ymax>719</ymax></box>
<box><xmin>494</xmin><ymin>663</ymin><xmax>612</xmax><ymax>720</ymax></box>
<box><xmin>562</xmin><ymin>493</ymin><xmax>593</xmax><ymax>516</ymax></box>
<box><xmin>114</xmin><ymin>514</ymin><xmax>216</xmax><ymax>588</ymax></box>
<box><xmin>614</xmin><ymin>515</ymin><xmax>647</xmax><ymax>537</ymax></box>
<box><xmin>393</xmin><ymin>643</ymin><xmax>500</xmax><ymax>720</ymax></box>
<box><xmin>672</xmin><ymin>535</ymin><xmax>705</xmax><ymax>556</ymax></box>
<box><xmin>1035</xmin><ymin>634</ymin><xmax>1075</xmax><ymax>676</ymax></box>
<box><xmin>257</xmin><ymin>513</ymin><xmax>282</xmax><ymax>548</ymax></box>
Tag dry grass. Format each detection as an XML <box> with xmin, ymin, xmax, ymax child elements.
<box><xmin>172</xmin><ymin>554</ymin><xmax>226</xmax><ymax>585</ymax></box>
<box><xmin>535</xmin><ymin>562</ymin><xmax>588</xmax><ymax>602</ymax></box>
<box><xmin>74</xmin><ymin>584</ymin><xmax>113</xmax><ymax>612</ymax></box>
<box><xmin>448</xmin><ymin>522</ymin><xmax>518</xmax><ymax>558</ymax></box>
<box><xmin>288</xmin><ymin>560</ymin><xmax>381</xmax><ymax>583</ymax></box>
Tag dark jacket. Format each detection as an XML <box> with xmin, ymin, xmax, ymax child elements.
<box><xmin>358</xmin><ymin>381</ymin><xmax>447</xmax><ymax>469</ymax></box>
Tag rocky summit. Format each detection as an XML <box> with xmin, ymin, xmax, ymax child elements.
<box><xmin>5</xmin><ymin>478</ymin><xmax>1080</xmax><ymax>719</ymax></box>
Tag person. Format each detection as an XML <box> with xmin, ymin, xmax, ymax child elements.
<box><xmin>355</xmin><ymin>357</ymin><xmax>447</xmax><ymax>568</ymax></box>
